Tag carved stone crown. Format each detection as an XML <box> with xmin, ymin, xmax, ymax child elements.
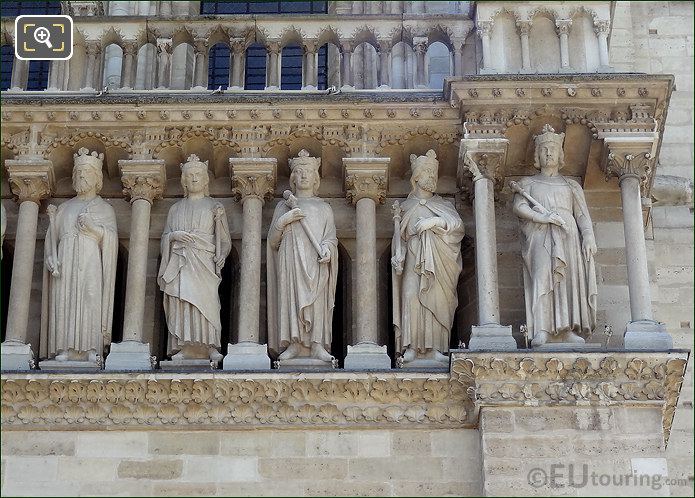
<box><xmin>289</xmin><ymin>149</ymin><xmax>320</xmax><ymax>172</ymax></box>
<box><xmin>73</xmin><ymin>147</ymin><xmax>104</xmax><ymax>172</ymax></box>
<box><xmin>181</xmin><ymin>154</ymin><xmax>209</xmax><ymax>172</ymax></box>
<box><xmin>534</xmin><ymin>124</ymin><xmax>565</xmax><ymax>149</ymax></box>
<box><xmin>410</xmin><ymin>149</ymin><xmax>438</xmax><ymax>175</ymax></box>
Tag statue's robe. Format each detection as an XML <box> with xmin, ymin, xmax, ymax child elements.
<box><xmin>513</xmin><ymin>175</ymin><xmax>597</xmax><ymax>341</ymax></box>
<box><xmin>40</xmin><ymin>196</ymin><xmax>118</xmax><ymax>358</ymax></box>
<box><xmin>392</xmin><ymin>193</ymin><xmax>464</xmax><ymax>355</ymax></box>
<box><xmin>267</xmin><ymin>197</ymin><xmax>338</xmax><ymax>358</ymax></box>
<box><xmin>158</xmin><ymin>197</ymin><xmax>231</xmax><ymax>354</ymax></box>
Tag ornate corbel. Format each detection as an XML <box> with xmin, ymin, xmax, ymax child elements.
<box><xmin>5</xmin><ymin>160</ymin><xmax>54</xmax><ymax>204</ymax></box>
<box><xmin>457</xmin><ymin>138</ymin><xmax>508</xmax><ymax>197</ymax></box>
<box><xmin>229</xmin><ymin>158</ymin><xmax>277</xmax><ymax>203</ymax></box>
<box><xmin>600</xmin><ymin>134</ymin><xmax>656</xmax><ymax>189</ymax></box>
<box><xmin>119</xmin><ymin>160</ymin><xmax>167</xmax><ymax>204</ymax></box>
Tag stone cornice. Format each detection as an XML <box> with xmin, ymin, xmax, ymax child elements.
<box><xmin>451</xmin><ymin>351</ymin><xmax>689</xmax><ymax>445</ymax></box>
<box><xmin>229</xmin><ymin>158</ymin><xmax>278</xmax><ymax>203</ymax></box>
<box><xmin>5</xmin><ymin>159</ymin><xmax>54</xmax><ymax>204</ymax></box>
<box><xmin>0</xmin><ymin>372</ymin><xmax>467</xmax><ymax>430</ymax></box>
<box><xmin>118</xmin><ymin>159</ymin><xmax>167</xmax><ymax>204</ymax></box>
<box><xmin>343</xmin><ymin>158</ymin><xmax>390</xmax><ymax>204</ymax></box>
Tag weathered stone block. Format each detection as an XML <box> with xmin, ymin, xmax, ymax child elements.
<box><xmin>1</xmin><ymin>432</ymin><xmax>75</xmax><ymax>456</ymax></box>
<box><xmin>357</xmin><ymin>431</ymin><xmax>391</xmax><ymax>458</ymax></box>
<box><xmin>181</xmin><ymin>456</ymin><xmax>259</xmax><ymax>482</ymax></box>
<box><xmin>306</xmin><ymin>431</ymin><xmax>358</xmax><ymax>457</ymax></box>
<box><xmin>431</xmin><ymin>430</ymin><xmax>479</xmax><ymax>458</ymax></box>
<box><xmin>220</xmin><ymin>432</ymin><xmax>273</xmax><ymax>457</ymax></box>
<box><xmin>149</xmin><ymin>432</ymin><xmax>219</xmax><ymax>455</ymax></box>
<box><xmin>347</xmin><ymin>457</ymin><xmax>444</xmax><ymax>481</ymax></box>
<box><xmin>58</xmin><ymin>458</ymin><xmax>118</xmax><ymax>482</ymax></box>
<box><xmin>117</xmin><ymin>459</ymin><xmax>183</xmax><ymax>480</ymax></box>
<box><xmin>480</xmin><ymin>409</ymin><xmax>514</xmax><ymax>433</ymax></box>
<box><xmin>259</xmin><ymin>458</ymin><xmax>347</xmax><ymax>480</ymax></box>
<box><xmin>391</xmin><ymin>430</ymin><xmax>431</xmax><ymax>456</ymax></box>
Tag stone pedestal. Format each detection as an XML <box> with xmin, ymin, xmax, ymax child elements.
<box><xmin>275</xmin><ymin>357</ymin><xmax>337</xmax><ymax>371</ymax></box>
<box><xmin>397</xmin><ymin>358</ymin><xmax>449</xmax><ymax>372</ymax></box>
<box><xmin>344</xmin><ymin>343</ymin><xmax>391</xmax><ymax>370</ymax></box>
<box><xmin>0</xmin><ymin>341</ymin><xmax>35</xmax><ymax>371</ymax></box>
<box><xmin>468</xmin><ymin>324</ymin><xmax>517</xmax><ymax>351</ymax></box>
<box><xmin>38</xmin><ymin>359</ymin><xmax>102</xmax><ymax>371</ymax></box>
<box><xmin>159</xmin><ymin>359</ymin><xmax>218</xmax><ymax>371</ymax></box>
<box><xmin>104</xmin><ymin>341</ymin><xmax>155</xmax><ymax>370</ymax></box>
<box><xmin>624</xmin><ymin>320</ymin><xmax>673</xmax><ymax>350</ymax></box>
<box><xmin>223</xmin><ymin>342</ymin><xmax>271</xmax><ymax>370</ymax></box>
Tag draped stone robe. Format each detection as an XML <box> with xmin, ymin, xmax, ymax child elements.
<box><xmin>40</xmin><ymin>197</ymin><xmax>118</xmax><ymax>358</ymax></box>
<box><xmin>267</xmin><ymin>197</ymin><xmax>338</xmax><ymax>358</ymax></box>
<box><xmin>158</xmin><ymin>197</ymin><xmax>231</xmax><ymax>354</ymax></box>
<box><xmin>513</xmin><ymin>175</ymin><xmax>598</xmax><ymax>341</ymax></box>
<box><xmin>392</xmin><ymin>194</ymin><xmax>464</xmax><ymax>355</ymax></box>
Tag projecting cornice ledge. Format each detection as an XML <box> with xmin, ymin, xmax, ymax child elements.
<box><xmin>450</xmin><ymin>350</ymin><xmax>689</xmax><ymax>446</ymax></box>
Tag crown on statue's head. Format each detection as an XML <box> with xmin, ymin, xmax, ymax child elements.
<box><xmin>73</xmin><ymin>147</ymin><xmax>104</xmax><ymax>172</ymax></box>
<box><xmin>289</xmin><ymin>149</ymin><xmax>321</xmax><ymax>172</ymax></box>
<box><xmin>534</xmin><ymin>124</ymin><xmax>565</xmax><ymax>148</ymax></box>
<box><xmin>410</xmin><ymin>149</ymin><xmax>438</xmax><ymax>175</ymax></box>
<box><xmin>180</xmin><ymin>154</ymin><xmax>209</xmax><ymax>172</ymax></box>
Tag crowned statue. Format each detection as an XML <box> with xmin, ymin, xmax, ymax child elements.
<box><xmin>391</xmin><ymin>150</ymin><xmax>465</xmax><ymax>367</ymax></box>
<box><xmin>40</xmin><ymin>148</ymin><xmax>118</xmax><ymax>365</ymax></box>
<box><xmin>512</xmin><ymin>124</ymin><xmax>598</xmax><ymax>347</ymax></box>
<box><xmin>267</xmin><ymin>149</ymin><xmax>338</xmax><ymax>365</ymax></box>
<box><xmin>158</xmin><ymin>154</ymin><xmax>231</xmax><ymax>364</ymax></box>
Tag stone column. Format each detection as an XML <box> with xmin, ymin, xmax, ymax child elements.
<box><xmin>452</xmin><ymin>38</ymin><xmax>464</xmax><ymax>77</ymax></box>
<box><xmin>459</xmin><ymin>139</ymin><xmax>517</xmax><ymax>350</ymax></box>
<box><xmin>601</xmin><ymin>137</ymin><xmax>673</xmax><ymax>350</ymax></box>
<box><xmin>517</xmin><ymin>20</ymin><xmax>532</xmax><ymax>72</ymax></box>
<box><xmin>556</xmin><ymin>19</ymin><xmax>572</xmax><ymax>70</ymax></box>
<box><xmin>105</xmin><ymin>160</ymin><xmax>165</xmax><ymax>371</ymax></box>
<box><xmin>223</xmin><ymin>158</ymin><xmax>277</xmax><ymax>370</ymax></box>
<box><xmin>341</xmin><ymin>43</ymin><xmax>353</xmax><ymax>88</ymax></box>
<box><xmin>83</xmin><ymin>42</ymin><xmax>101</xmax><ymax>90</ymax></box>
<box><xmin>412</xmin><ymin>0</ymin><xmax>425</xmax><ymax>13</ymax></box>
<box><xmin>377</xmin><ymin>40</ymin><xmax>391</xmax><ymax>88</ymax></box>
<box><xmin>230</xmin><ymin>38</ymin><xmax>246</xmax><ymax>89</ymax></box>
<box><xmin>477</xmin><ymin>21</ymin><xmax>493</xmax><ymax>73</ymax></box>
<box><xmin>303</xmin><ymin>41</ymin><xmax>318</xmax><ymax>89</ymax></box>
<box><xmin>0</xmin><ymin>159</ymin><xmax>53</xmax><ymax>370</ymax></box>
<box><xmin>413</xmin><ymin>37</ymin><xmax>428</xmax><ymax>88</ymax></box>
<box><xmin>192</xmin><ymin>38</ymin><xmax>209</xmax><ymax>89</ymax></box>
<box><xmin>159</xmin><ymin>0</ymin><xmax>171</xmax><ymax>15</ymax></box>
<box><xmin>594</xmin><ymin>20</ymin><xmax>611</xmax><ymax>68</ymax></box>
<box><xmin>10</xmin><ymin>58</ymin><xmax>29</xmax><ymax>90</ymax></box>
<box><xmin>155</xmin><ymin>38</ymin><xmax>172</xmax><ymax>89</ymax></box>
<box><xmin>121</xmin><ymin>41</ymin><xmax>138</xmax><ymax>89</ymax></box>
<box><xmin>47</xmin><ymin>60</ymin><xmax>63</xmax><ymax>90</ymax></box>
<box><xmin>343</xmin><ymin>157</ymin><xmax>392</xmax><ymax>370</ymax></box>
<box><xmin>267</xmin><ymin>42</ymin><xmax>280</xmax><ymax>89</ymax></box>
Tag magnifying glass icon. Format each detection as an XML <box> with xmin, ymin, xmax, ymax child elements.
<box><xmin>34</xmin><ymin>27</ymin><xmax>53</xmax><ymax>49</ymax></box>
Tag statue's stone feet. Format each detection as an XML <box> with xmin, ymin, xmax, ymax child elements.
<box><xmin>54</xmin><ymin>351</ymin><xmax>69</xmax><ymax>362</ymax></box>
<box><xmin>563</xmin><ymin>331</ymin><xmax>586</xmax><ymax>344</ymax></box>
<box><xmin>171</xmin><ymin>351</ymin><xmax>185</xmax><ymax>361</ymax></box>
<box><xmin>87</xmin><ymin>349</ymin><xmax>98</xmax><ymax>363</ymax></box>
<box><xmin>311</xmin><ymin>342</ymin><xmax>334</xmax><ymax>362</ymax></box>
<box><xmin>208</xmin><ymin>347</ymin><xmax>223</xmax><ymax>363</ymax></box>
<box><xmin>402</xmin><ymin>347</ymin><xmax>416</xmax><ymax>363</ymax></box>
<box><xmin>278</xmin><ymin>342</ymin><xmax>301</xmax><ymax>360</ymax></box>
<box><xmin>531</xmin><ymin>331</ymin><xmax>549</xmax><ymax>348</ymax></box>
<box><xmin>429</xmin><ymin>349</ymin><xmax>448</xmax><ymax>365</ymax></box>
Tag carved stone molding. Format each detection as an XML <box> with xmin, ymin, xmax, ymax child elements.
<box><xmin>0</xmin><ymin>373</ymin><xmax>467</xmax><ymax>430</ymax></box>
<box><xmin>229</xmin><ymin>158</ymin><xmax>278</xmax><ymax>202</ymax></box>
<box><xmin>343</xmin><ymin>157</ymin><xmax>390</xmax><ymax>205</ymax></box>
<box><xmin>5</xmin><ymin>160</ymin><xmax>54</xmax><ymax>204</ymax></box>
<box><xmin>118</xmin><ymin>159</ymin><xmax>167</xmax><ymax>203</ymax></box>
<box><xmin>451</xmin><ymin>351</ymin><xmax>689</xmax><ymax>444</ymax></box>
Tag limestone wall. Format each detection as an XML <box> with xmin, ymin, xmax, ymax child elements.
<box><xmin>0</xmin><ymin>428</ymin><xmax>481</xmax><ymax>497</ymax></box>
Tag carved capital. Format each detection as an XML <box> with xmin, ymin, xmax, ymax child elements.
<box><xmin>458</xmin><ymin>138</ymin><xmax>508</xmax><ymax>185</ymax></box>
<box><xmin>119</xmin><ymin>160</ymin><xmax>166</xmax><ymax>204</ymax></box>
<box><xmin>555</xmin><ymin>19</ymin><xmax>572</xmax><ymax>35</ymax></box>
<box><xmin>230</xmin><ymin>38</ymin><xmax>246</xmax><ymax>54</ymax></box>
<box><xmin>85</xmin><ymin>41</ymin><xmax>102</xmax><ymax>57</ymax></box>
<box><xmin>193</xmin><ymin>38</ymin><xmax>208</xmax><ymax>54</ymax></box>
<box><xmin>600</xmin><ymin>135</ymin><xmax>656</xmax><ymax>187</ymax></box>
<box><xmin>229</xmin><ymin>158</ymin><xmax>278</xmax><ymax>203</ymax></box>
<box><xmin>122</xmin><ymin>40</ymin><xmax>138</xmax><ymax>56</ymax></box>
<box><xmin>594</xmin><ymin>19</ymin><xmax>610</xmax><ymax>35</ymax></box>
<box><xmin>5</xmin><ymin>159</ymin><xmax>54</xmax><ymax>204</ymax></box>
<box><xmin>477</xmin><ymin>21</ymin><xmax>493</xmax><ymax>37</ymax></box>
<box><xmin>413</xmin><ymin>37</ymin><xmax>428</xmax><ymax>54</ymax></box>
<box><xmin>267</xmin><ymin>41</ymin><xmax>281</xmax><ymax>55</ymax></box>
<box><xmin>303</xmin><ymin>40</ymin><xmax>318</xmax><ymax>54</ymax></box>
<box><xmin>376</xmin><ymin>39</ymin><xmax>392</xmax><ymax>53</ymax></box>
<box><xmin>343</xmin><ymin>158</ymin><xmax>390</xmax><ymax>205</ymax></box>
<box><xmin>516</xmin><ymin>20</ymin><xmax>532</xmax><ymax>36</ymax></box>
<box><xmin>156</xmin><ymin>38</ymin><xmax>173</xmax><ymax>55</ymax></box>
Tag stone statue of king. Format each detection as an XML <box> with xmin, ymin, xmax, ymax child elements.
<box><xmin>392</xmin><ymin>149</ymin><xmax>465</xmax><ymax>367</ymax></box>
<box><xmin>158</xmin><ymin>154</ymin><xmax>231</xmax><ymax>364</ymax></box>
<box><xmin>512</xmin><ymin>124</ymin><xmax>598</xmax><ymax>347</ymax></box>
<box><xmin>40</xmin><ymin>148</ymin><xmax>118</xmax><ymax>364</ymax></box>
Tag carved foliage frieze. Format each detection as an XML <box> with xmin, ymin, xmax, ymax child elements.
<box><xmin>0</xmin><ymin>374</ymin><xmax>467</xmax><ymax>429</ymax></box>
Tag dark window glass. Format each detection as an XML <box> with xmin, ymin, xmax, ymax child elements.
<box><xmin>208</xmin><ymin>43</ymin><xmax>230</xmax><ymax>89</ymax></box>
<box><xmin>281</xmin><ymin>45</ymin><xmax>302</xmax><ymax>90</ymax></box>
<box><xmin>26</xmin><ymin>60</ymin><xmax>49</xmax><ymax>90</ymax></box>
<box><xmin>244</xmin><ymin>43</ymin><xmax>266</xmax><ymax>90</ymax></box>
<box><xmin>317</xmin><ymin>44</ymin><xmax>328</xmax><ymax>90</ymax></box>
<box><xmin>0</xmin><ymin>1</ymin><xmax>61</xmax><ymax>16</ymax></box>
<box><xmin>201</xmin><ymin>1</ymin><xmax>326</xmax><ymax>15</ymax></box>
<box><xmin>1</xmin><ymin>45</ymin><xmax>14</xmax><ymax>90</ymax></box>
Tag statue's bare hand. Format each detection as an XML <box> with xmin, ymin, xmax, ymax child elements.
<box><xmin>46</xmin><ymin>256</ymin><xmax>60</xmax><ymax>276</ymax></box>
<box><xmin>77</xmin><ymin>213</ymin><xmax>102</xmax><ymax>238</ymax></box>
<box><xmin>277</xmin><ymin>208</ymin><xmax>304</xmax><ymax>230</ymax></box>
<box><xmin>172</xmin><ymin>231</ymin><xmax>195</xmax><ymax>244</ymax></box>
<box><xmin>391</xmin><ymin>255</ymin><xmax>404</xmax><ymax>274</ymax></box>
<box><xmin>582</xmin><ymin>237</ymin><xmax>597</xmax><ymax>261</ymax></box>
<box><xmin>318</xmin><ymin>246</ymin><xmax>331</xmax><ymax>264</ymax></box>
<box><xmin>415</xmin><ymin>217</ymin><xmax>444</xmax><ymax>234</ymax></box>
